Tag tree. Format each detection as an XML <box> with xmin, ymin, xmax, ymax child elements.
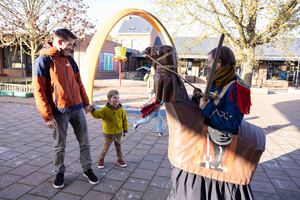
<box><xmin>152</xmin><ymin>0</ymin><xmax>300</xmax><ymax>85</ymax></box>
<box><xmin>0</xmin><ymin>0</ymin><xmax>95</xmax><ymax>77</ymax></box>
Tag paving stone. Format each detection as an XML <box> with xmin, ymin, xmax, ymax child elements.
<box><xmin>82</xmin><ymin>190</ymin><xmax>113</xmax><ymax>200</ymax></box>
<box><xmin>63</xmin><ymin>172</ymin><xmax>81</xmax><ymax>185</ymax></box>
<box><xmin>9</xmin><ymin>164</ymin><xmax>39</xmax><ymax>176</ymax></box>
<box><xmin>105</xmin><ymin>169</ymin><xmax>131</xmax><ymax>181</ymax></box>
<box><xmin>284</xmin><ymin>168</ymin><xmax>300</xmax><ymax>178</ymax></box>
<box><xmin>143</xmin><ymin>154</ymin><xmax>164</xmax><ymax>163</ymax></box>
<box><xmin>37</xmin><ymin>163</ymin><xmax>54</xmax><ymax>175</ymax></box>
<box><xmin>135</xmin><ymin>144</ymin><xmax>153</xmax><ymax>150</ymax></box>
<box><xmin>0</xmin><ymin>173</ymin><xmax>23</xmax><ymax>189</ymax></box>
<box><xmin>11</xmin><ymin>145</ymin><xmax>34</xmax><ymax>154</ymax></box>
<box><xmin>252</xmin><ymin>191</ymin><xmax>281</xmax><ymax>200</ymax></box>
<box><xmin>112</xmin><ymin>161</ymin><xmax>138</xmax><ymax>172</ymax></box>
<box><xmin>277</xmin><ymin>189</ymin><xmax>300</xmax><ymax>200</ymax></box>
<box><xmin>0</xmin><ymin>183</ymin><xmax>33</xmax><ymax>199</ymax></box>
<box><xmin>155</xmin><ymin>167</ymin><xmax>172</xmax><ymax>178</ymax></box>
<box><xmin>113</xmin><ymin>189</ymin><xmax>143</xmax><ymax>200</ymax></box>
<box><xmin>129</xmin><ymin>148</ymin><xmax>149</xmax><ymax>156</ymax></box>
<box><xmin>250</xmin><ymin>180</ymin><xmax>276</xmax><ymax>193</ymax></box>
<box><xmin>0</xmin><ymin>165</ymin><xmax>12</xmax><ymax>176</ymax></box>
<box><xmin>28</xmin><ymin>157</ymin><xmax>52</xmax><ymax>167</ymax></box>
<box><xmin>122</xmin><ymin>177</ymin><xmax>150</xmax><ymax>192</ymax></box>
<box><xmin>93</xmin><ymin>178</ymin><xmax>123</xmax><ymax>194</ymax></box>
<box><xmin>51</xmin><ymin>192</ymin><xmax>81</xmax><ymax>200</ymax></box>
<box><xmin>142</xmin><ymin>186</ymin><xmax>170</xmax><ymax>200</ymax></box>
<box><xmin>18</xmin><ymin>193</ymin><xmax>48</xmax><ymax>200</ymax></box>
<box><xmin>30</xmin><ymin>181</ymin><xmax>59</xmax><ymax>198</ymax></box>
<box><xmin>150</xmin><ymin>176</ymin><xmax>172</xmax><ymax>190</ymax></box>
<box><xmin>1</xmin><ymin>157</ymin><xmax>30</xmax><ymax>168</ymax></box>
<box><xmin>148</xmin><ymin>148</ymin><xmax>167</xmax><ymax>156</ymax></box>
<box><xmin>291</xmin><ymin>177</ymin><xmax>300</xmax><ymax>188</ymax></box>
<box><xmin>18</xmin><ymin>150</ymin><xmax>44</xmax><ymax>160</ymax></box>
<box><xmin>138</xmin><ymin>160</ymin><xmax>160</xmax><ymax>170</ymax></box>
<box><xmin>63</xmin><ymin>180</ymin><xmax>93</xmax><ymax>196</ymax></box>
<box><xmin>65</xmin><ymin>162</ymin><xmax>82</xmax><ymax>174</ymax></box>
<box><xmin>0</xmin><ymin>151</ymin><xmax>22</xmax><ymax>160</ymax></box>
<box><xmin>252</xmin><ymin>171</ymin><xmax>270</xmax><ymax>182</ymax></box>
<box><xmin>271</xmin><ymin>178</ymin><xmax>300</xmax><ymax>192</ymax></box>
<box><xmin>34</xmin><ymin>145</ymin><xmax>53</xmax><ymax>153</ymax></box>
<box><xmin>18</xmin><ymin>172</ymin><xmax>51</xmax><ymax>186</ymax></box>
<box><xmin>125</xmin><ymin>154</ymin><xmax>144</xmax><ymax>163</ymax></box>
<box><xmin>265</xmin><ymin>169</ymin><xmax>291</xmax><ymax>180</ymax></box>
<box><xmin>131</xmin><ymin>168</ymin><xmax>156</xmax><ymax>180</ymax></box>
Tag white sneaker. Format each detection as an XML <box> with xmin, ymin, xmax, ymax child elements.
<box><xmin>156</xmin><ymin>132</ymin><xmax>163</xmax><ymax>136</ymax></box>
<box><xmin>133</xmin><ymin>122</ymin><xmax>138</xmax><ymax>131</ymax></box>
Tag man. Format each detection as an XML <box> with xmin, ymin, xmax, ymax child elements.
<box><xmin>33</xmin><ymin>28</ymin><xmax>99</xmax><ymax>189</ymax></box>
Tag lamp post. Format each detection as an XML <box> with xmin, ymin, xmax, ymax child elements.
<box><xmin>114</xmin><ymin>46</ymin><xmax>127</xmax><ymax>86</ymax></box>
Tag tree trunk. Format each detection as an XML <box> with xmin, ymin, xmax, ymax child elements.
<box><xmin>241</xmin><ymin>47</ymin><xmax>255</xmax><ymax>86</ymax></box>
<box><xmin>30</xmin><ymin>40</ymin><xmax>36</xmax><ymax>81</ymax></box>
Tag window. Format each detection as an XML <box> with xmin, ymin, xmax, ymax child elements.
<box><xmin>99</xmin><ymin>52</ymin><xmax>115</xmax><ymax>71</ymax></box>
<box><xmin>2</xmin><ymin>45</ymin><xmax>31</xmax><ymax>69</ymax></box>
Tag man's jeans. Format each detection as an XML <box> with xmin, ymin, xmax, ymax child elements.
<box><xmin>135</xmin><ymin>109</ymin><xmax>164</xmax><ymax>133</ymax></box>
<box><xmin>53</xmin><ymin>109</ymin><xmax>92</xmax><ymax>173</ymax></box>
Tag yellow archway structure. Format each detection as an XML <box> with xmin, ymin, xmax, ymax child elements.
<box><xmin>81</xmin><ymin>8</ymin><xmax>177</xmax><ymax>103</ymax></box>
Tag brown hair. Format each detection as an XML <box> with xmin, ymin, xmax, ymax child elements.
<box><xmin>209</xmin><ymin>46</ymin><xmax>236</xmax><ymax>67</ymax></box>
<box><xmin>107</xmin><ymin>90</ymin><xmax>119</xmax><ymax>100</ymax></box>
<box><xmin>53</xmin><ymin>28</ymin><xmax>77</xmax><ymax>40</ymax></box>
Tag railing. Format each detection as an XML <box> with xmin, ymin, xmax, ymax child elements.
<box><xmin>0</xmin><ymin>83</ymin><xmax>33</xmax><ymax>93</ymax></box>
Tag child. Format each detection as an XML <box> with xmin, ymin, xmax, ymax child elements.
<box><xmin>133</xmin><ymin>94</ymin><xmax>164</xmax><ymax>136</ymax></box>
<box><xmin>144</xmin><ymin>66</ymin><xmax>155</xmax><ymax>99</ymax></box>
<box><xmin>91</xmin><ymin>90</ymin><xmax>128</xmax><ymax>169</ymax></box>
<box><xmin>199</xmin><ymin>46</ymin><xmax>251</xmax><ymax>135</ymax></box>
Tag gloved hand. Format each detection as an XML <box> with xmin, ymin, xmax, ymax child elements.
<box><xmin>191</xmin><ymin>88</ymin><xmax>203</xmax><ymax>105</ymax></box>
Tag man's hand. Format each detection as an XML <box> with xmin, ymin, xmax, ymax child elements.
<box><xmin>46</xmin><ymin>119</ymin><xmax>57</xmax><ymax>129</ymax></box>
<box><xmin>84</xmin><ymin>104</ymin><xmax>94</xmax><ymax>114</ymax></box>
<box><xmin>199</xmin><ymin>97</ymin><xmax>209</xmax><ymax>110</ymax></box>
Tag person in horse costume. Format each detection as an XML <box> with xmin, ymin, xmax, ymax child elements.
<box><xmin>144</xmin><ymin>45</ymin><xmax>265</xmax><ymax>200</ymax></box>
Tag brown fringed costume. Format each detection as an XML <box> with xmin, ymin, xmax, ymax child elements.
<box><xmin>145</xmin><ymin>45</ymin><xmax>265</xmax><ymax>200</ymax></box>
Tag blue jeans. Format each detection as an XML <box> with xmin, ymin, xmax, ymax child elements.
<box><xmin>135</xmin><ymin>109</ymin><xmax>164</xmax><ymax>133</ymax></box>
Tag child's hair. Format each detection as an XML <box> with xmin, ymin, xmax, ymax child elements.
<box><xmin>209</xmin><ymin>46</ymin><xmax>236</xmax><ymax>67</ymax></box>
<box><xmin>107</xmin><ymin>90</ymin><xmax>119</xmax><ymax>100</ymax></box>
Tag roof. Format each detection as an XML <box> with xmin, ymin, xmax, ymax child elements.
<box><xmin>118</xmin><ymin>17</ymin><xmax>153</xmax><ymax>34</ymax></box>
<box><xmin>175</xmin><ymin>37</ymin><xmax>300</xmax><ymax>60</ymax></box>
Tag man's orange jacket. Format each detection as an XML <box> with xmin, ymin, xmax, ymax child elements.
<box><xmin>33</xmin><ymin>46</ymin><xmax>89</xmax><ymax>122</ymax></box>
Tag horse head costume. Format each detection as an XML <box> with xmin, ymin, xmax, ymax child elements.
<box><xmin>145</xmin><ymin>45</ymin><xmax>266</xmax><ymax>199</ymax></box>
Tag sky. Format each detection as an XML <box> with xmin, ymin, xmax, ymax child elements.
<box><xmin>84</xmin><ymin>0</ymin><xmax>154</xmax><ymax>35</ymax></box>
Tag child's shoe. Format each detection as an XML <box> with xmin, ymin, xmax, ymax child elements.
<box><xmin>117</xmin><ymin>159</ymin><xmax>127</xmax><ymax>168</ymax></box>
<box><xmin>133</xmin><ymin>122</ymin><xmax>138</xmax><ymax>131</ymax></box>
<box><xmin>98</xmin><ymin>159</ymin><xmax>104</xmax><ymax>169</ymax></box>
<box><xmin>156</xmin><ymin>132</ymin><xmax>163</xmax><ymax>136</ymax></box>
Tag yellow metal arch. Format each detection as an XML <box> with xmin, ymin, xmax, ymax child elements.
<box><xmin>81</xmin><ymin>8</ymin><xmax>176</xmax><ymax>103</ymax></box>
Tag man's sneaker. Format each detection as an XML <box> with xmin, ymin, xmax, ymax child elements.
<box><xmin>83</xmin><ymin>169</ymin><xmax>99</xmax><ymax>184</ymax></box>
<box><xmin>117</xmin><ymin>159</ymin><xmax>127</xmax><ymax>168</ymax></box>
<box><xmin>53</xmin><ymin>173</ymin><xmax>64</xmax><ymax>189</ymax></box>
<box><xmin>98</xmin><ymin>159</ymin><xmax>104</xmax><ymax>169</ymax></box>
<box><xmin>133</xmin><ymin>122</ymin><xmax>138</xmax><ymax>131</ymax></box>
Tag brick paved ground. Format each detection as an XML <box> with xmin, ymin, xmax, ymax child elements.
<box><xmin>0</xmin><ymin>79</ymin><xmax>299</xmax><ymax>200</ymax></box>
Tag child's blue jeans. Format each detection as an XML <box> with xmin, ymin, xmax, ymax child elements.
<box><xmin>135</xmin><ymin>109</ymin><xmax>164</xmax><ymax>133</ymax></box>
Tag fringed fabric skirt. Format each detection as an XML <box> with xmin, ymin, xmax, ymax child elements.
<box><xmin>168</xmin><ymin>167</ymin><xmax>254</xmax><ymax>200</ymax></box>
